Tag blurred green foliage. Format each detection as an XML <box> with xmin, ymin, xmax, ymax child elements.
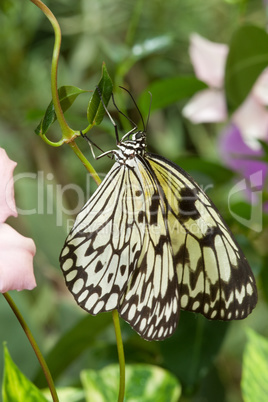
<box><xmin>1</xmin><ymin>0</ymin><xmax>268</xmax><ymax>401</ymax></box>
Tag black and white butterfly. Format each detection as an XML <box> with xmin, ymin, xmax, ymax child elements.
<box><xmin>60</xmin><ymin>88</ymin><xmax>257</xmax><ymax>341</ymax></box>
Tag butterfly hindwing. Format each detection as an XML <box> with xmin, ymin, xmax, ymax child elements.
<box><xmin>119</xmin><ymin>157</ymin><xmax>179</xmax><ymax>340</ymax></box>
<box><xmin>146</xmin><ymin>154</ymin><xmax>257</xmax><ymax>321</ymax></box>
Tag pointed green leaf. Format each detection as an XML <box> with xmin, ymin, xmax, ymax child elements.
<box><xmin>2</xmin><ymin>345</ymin><xmax>48</xmax><ymax>402</ymax></box>
<box><xmin>138</xmin><ymin>76</ymin><xmax>207</xmax><ymax>115</ymax></box>
<box><xmin>35</xmin><ymin>86</ymin><xmax>89</xmax><ymax>135</ymax></box>
<box><xmin>81</xmin><ymin>364</ymin><xmax>181</xmax><ymax>402</ymax></box>
<box><xmin>87</xmin><ymin>63</ymin><xmax>113</xmax><ymax>126</ymax></box>
<box><xmin>241</xmin><ymin>329</ymin><xmax>268</xmax><ymax>402</ymax></box>
<box><xmin>225</xmin><ymin>25</ymin><xmax>268</xmax><ymax>112</ymax></box>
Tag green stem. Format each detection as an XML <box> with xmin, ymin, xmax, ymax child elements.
<box><xmin>30</xmin><ymin>2</ymin><xmax>125</xmax><ymax>400</ymax></box>
<box><xmin>3</xmin><ymin>292</ymin><xmax>59</xmax><ymax>402</ymax></box>
<box><xmin>125</xmin><ymin>0</ymin><xmax>144</xmax><ymax>46</ymax></box>
<box><xmin>30</xmin><ymin>0</ymin><xmax>73</xmax><ymax>140</ymax></box>
<box><xmin>112</xmin><ymin>310</ymin><xmax>125</xmax><ymax>402</ymax></box>
<box><xmin>68</xmin><ymin>141</ymin><xmax>101</xmax><ymax>186</ymax></box>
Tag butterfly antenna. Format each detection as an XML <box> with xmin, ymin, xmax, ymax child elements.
<box><xmin>144</xmin><ymin>91</ymin><xmax>152</xmax><ymax>132</ymax></box>
<box><xmin>111</xmin><ymin>92</ymin><xmax>137</xmax><ymax>128</ymax></box>
<box><xmin>96</xmin><ymin>86</ymin><xmax>119</xmax><ymax>143</ymax></box>
<box><xmin>119</xmin><ymin>86</ymin><xmax>146</xmax><ymax>132</ymax></box>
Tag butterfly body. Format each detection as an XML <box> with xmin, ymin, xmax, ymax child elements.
<box><xmin>60</xmin><ymin>126</ymin><xmax>257</xmax><ymax>341</ymax></box>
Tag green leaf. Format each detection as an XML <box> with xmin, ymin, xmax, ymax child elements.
<box><xmin>117</xmin><ymin>35</ymin><xmax>173</xmax><ymax>79</ymax></box>
<box><xmin>42</xmin><ymin>387</ymin><xmax>85</xmax><ymax>402</ymax></box>
<box><xmin>138</xmin><ymin>76</ymin><xmax>207</xmax><ymax>115</ymax></box>
<box><xmin>87</xmin><ymin>63</ymin><xmax>113</xmax><ymax>125</ymax></box>
<box><xmin>260</xmin><ymin>256</ymin><xmax>268</xmax><ymax>304</ymax></box>
<box><xmin>160</xmin><ymin>311</ymin><xmax>229</xmax><ymax>392</ymax></box>
<box><xmin>2</xmin><ymin>345</ymin><xmax>48</xmax><ymax>402</ymax></box>
<box><xmin>35</xmin><ymin>86</ymin><xmax>89</xmax><ymax>135</ymax></box>
<box><xmin>225</xmin><ymin>25</ymin><xmax>268</xmax><ymax>112</ymax></box>
<box><xmin>177</xmin><ymin>157</ymin><xmax>235</xmax><ymax>186</ymax></box>
<box><xmin>81</xmin><ymin>364</ymin><xmax>181</xmax><ymax>402</ymax></box>
<box><xmin>34</xmin><ymin>314</ymin><xmax>112</xmax><ymax>388</ymax></box>
<box><xmin>257</xmin><ymin>139</ymin><xmax>268</xmax><ymax>163</ymax></box>
<box><xmin>241</xmin><ymin>329</ymin><xmax>268</xmax><ymax>402</ymax></box>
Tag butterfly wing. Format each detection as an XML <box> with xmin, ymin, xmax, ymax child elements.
<box><xmin>146</xmin><ymin>153</ymin><xmax>258</xmax><ymax>321</ymax></box>
<box><xmin>118</xmin><ymin>157</ymin><xmax>179</xmax><ymax>340</ymax></box>
<box><xmin>60</xmin><ymin>157</ymin><xmax>180</xmax><ymax>340</ymax></box>
<box><xmin>60</xmin><ymin>162</ymin><xmax>145</xmax><ymax>315</ymax></box>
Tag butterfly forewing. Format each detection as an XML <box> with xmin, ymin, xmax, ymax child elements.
<box><xmin>61</xmin><ymin>162</ymin><xmax>145</xmax><ymax>314</ymax></box>
<box><xmin>146</xmin><ymin>154</ymin><xmax>257</xmax><ymax>321</ymax></box>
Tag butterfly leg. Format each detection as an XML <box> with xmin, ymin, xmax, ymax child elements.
<box><xmin>80</xmin><ymin>132</ymin><xmax>114</xmax><ymax>160</ymax></box>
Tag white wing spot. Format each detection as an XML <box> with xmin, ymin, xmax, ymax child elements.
<box><xmin>85</xmin><ymin>293</ymin><xmax>99</xmax><ymax>311</ymax></box>
<box><xmin>61</xmin><ymin>247</ymin><xmax>69</xmax><ymax>257</ymax></box>
<box><xmin>93</xmin><ymin>301</ymin><xmax>105</xmax><ymax>314</ymax></box>
<box><xmin>106</xmin><ymin>293</ymin><xmax>118</xmax><ymax>310</ymax></box>
<box><xmin>140</xmin><ymin>318</ymin><xmax>147</xmax><ymax>332</ymax></box>
<box><xmin>128</xmin><ymin>304</ymin><xmax>136</xmax><ymax>321</ymax></box>
<box><xmin>235</xmin><ymin>287</ymin><xmax>246</xmax><ymax>304</ymax></box>
<box><xmin>147</xmin><ymin>326</ymin><xmax>154</xmax><ymax>338</ymax></box>
<box><xmin>210</xmin><ymin>310</ymin><xmax>217</xmax><ymax>319</ymax></box>
<box><xmin>246</xmin><ymin>283</ymin><xmax>253</xmax><ymax>295</ymax></box>
<box><xmin>62</xmin><ymin>258</ymin><xmax>73</xmax><ymax>271</ymax></box>
<box><xmin>180</xmin><ymin>294</ymin><xmax>189</xmax><ymax>308</ymax></box>
<box><xmin>66</xmin><ymin>270</ymin><xmax>77</xmax><ymax>282</ymax></box>
<box><xmin>158</xmin><ymin>327</ymin><xmax>164</xmax><ymax>338</ymax></box>
<box><xmin>78</xmin><ymin>290</ymin><xmax>89</xmax><ymax>303</ymax></box>
<box><xmin>72</xmin><ymin>278</ymin><xmax>84</xmax><ymax>294</ymax></box>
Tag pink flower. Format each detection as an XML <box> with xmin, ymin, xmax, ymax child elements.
<box><xmin>182</xmin><ymin>34</ymin><xmax>268</xmax><ymax>148</ymax></box>
<box><xmin>0</xmin><ymin>148</ymin><xmax>36</xmax><ymax>293</ymax></box>
<box><xmin>182</xmin><ymin>33</ymin><xmax>228</xmax><ymax>123</ymax></box>
<box><xmin>232</xmin><ymin>69</ymin><xmax>268</xmax><ymax>150</ymax></box>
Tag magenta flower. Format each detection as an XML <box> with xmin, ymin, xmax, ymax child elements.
<box><xmin>0</xmin><ymin>148</ymin><xmax>36</xmax><ymax>293</ymax></box>
<box><xmin>219</xmin><ymin>124</ymin><xmax>268</xmax><ymax>211</ymax></box>
<box><xmin>219</xmin><ymin>124</ymin><xmax>268</xmax><ymax>180</ymax></box>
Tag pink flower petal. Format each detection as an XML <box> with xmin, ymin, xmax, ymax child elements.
<box><xmin>182</xmin><ymin>89</ymin><xmax>227</xmax><ymax>123</ymax></box>
<box><xmin>232</xmin><ymin>96</ymin><xmax>268</xmax><ymax>150</ymax></box>
<box><xmin>0</xmin><ymin>223</ymin><xmax>36</xmax><ymax>293</ymax></box>
<box><xmin>252</xmin><ymin>68</ymin><xmax>268</xmax><ymax>106</ymax></box>
<box><xmin>189</xmin><ymin>33</ymin><xmax>228</xmax><ymax>88</ymax></box>
<box><xmin>0</xmin><ymin>148</ymin><xmax>17</xmax><ymax>223</ymax></box>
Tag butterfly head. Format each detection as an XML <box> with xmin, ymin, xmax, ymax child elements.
<box><xmin>132</xmin><ymin>130</ymin><xmax>146</xmax><ymax>144</ymax></box>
